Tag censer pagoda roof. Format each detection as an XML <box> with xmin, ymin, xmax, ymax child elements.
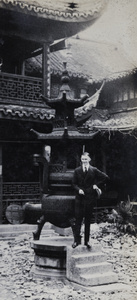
<box><xmin>31</xmin><ymin>127</ymin><xmax>98</xmax><ymax>140</ymax></box>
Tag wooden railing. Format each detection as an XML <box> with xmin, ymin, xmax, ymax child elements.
<box><xmin>0</xmin><ymin>72</ymin><xmax>43</xmax><ymax>106</ymax></box>
<box><xmin>2</xmin><ymin>182</ymin><xmax>40</xmax><ymax>221</ymax></box>
<box><xmin>3</xmin><ymin>181</ymin><xmax>40</xmax><ymax>201</ymax></box>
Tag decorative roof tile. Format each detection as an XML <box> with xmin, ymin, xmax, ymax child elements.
<box><xmin>1</xmin><ymin>0</ymin><xmax>108</xmax><ymax>21</ymax></box>
<box><xmin>0</xmin><ymin>105</ymin><xmax>55</xmax><ymax>120</ymax></box>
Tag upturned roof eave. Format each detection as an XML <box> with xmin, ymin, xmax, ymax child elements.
<box><xmin>0</xmin><ymin>0</ymin><xmax>107</xmax><ymax>22</ymax></box>
<box><xmin>30</xmin><ymin>127</ymin><xmax>98</xmax><ymax>140</ymax></box>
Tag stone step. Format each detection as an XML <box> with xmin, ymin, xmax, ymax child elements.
<box><xmin>76</xmin><ymin>261</ymin><xmax>112</xmax><ymax>274</ymax></box>
<box><xmin>70</xmin><ymin>244</ymin><xmax>102</xmax><ymax>254</ymax></box>
<box><xmin>72</xmin><ymin>252</ymin><xmax>107</xmax><ymax>264</ymax></box>
<box><xmin>0</xmin><ymin>223</ymin><xmax>55</xmax><ymax>239</ymax></box>
<box><xmin>0</xmin><ymin>229</ymin><xmax>55</xmax><ymax>238</ymax></box>
<box><xmin>87</xmin><ymin>283</ymin><xmax>132</xmax><ymax>293</ymax></box>
<box><xmin>0</xmin><ymin>223</ymin><xmax>51</xmax><ymax>232</ymax></box>
<box><xmin>0</xmin><ymin>224</ymin><xmax>37</xmax><ymax>233</ymax></box>
<box><xmin>80</xmin><ymin>271</ymin><xmax>118</xmax><ymax>286</ymax></box>
<box><xmin>66</xmin><ymin>244</ymin><xmax>118</xmax><ymax>287</ymax></box>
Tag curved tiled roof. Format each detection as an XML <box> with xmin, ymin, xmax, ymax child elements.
<box><xmin>1</xmin><ymin>0</ymin><xmax>108</xmax><ymax>21</ymax></box>
<box><xmin>0</xmin><ymin>105</ymin><xmax>55</xmax><ymax>120</ymax></box>
<box><xmin>52</xmin><ymin>38</ymin><xmax>136</xmax><ymax>82</ymax></box>
<box><xmin>86</xmin><ymin>108</ymin><xmax>137</xmax><ymax>132</ymax></box>
<box><xmin>26</xmin><ymin>37</ymin><xmax>136</xmax><ymax>82</ymax></box>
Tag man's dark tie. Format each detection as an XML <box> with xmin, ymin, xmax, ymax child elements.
<box><xmin>84</xmin><ymin>167</ymin><xmax>88</xmax><ymax>174</ymax></box>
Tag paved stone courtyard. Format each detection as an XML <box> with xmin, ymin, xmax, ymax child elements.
<box><xmin>0</xmin><ymin>223</ymin><xmax>137</xmax><ymax>300</ymax></box>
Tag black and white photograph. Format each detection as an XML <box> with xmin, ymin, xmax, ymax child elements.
<box><xmin>0</xmin><ymin>0</ymin><xmax>137</xmax><ymax>299</ymax></box>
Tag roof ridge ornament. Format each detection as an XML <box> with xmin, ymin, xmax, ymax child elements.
<box><xmin>61</xmin><ymin>61</ymin><xmax>70</xmax><ymax>85</ymax></box>
<box><xmin>67</xmin><ymin>2</ymin><xmax>78</xmax><ymax>10</ymax></box>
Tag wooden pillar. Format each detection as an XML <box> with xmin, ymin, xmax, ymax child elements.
<box><xmin>21</xmin><ymin>60</ymin><xmax>25</xmax><ymax>76</ymax></box>
<box><xmin>0</xmin><ymin>145</ymin><xmax>3</xmax><ymax>223</ymax></box>
<box><xmin>42</xmin><ymin>43</ymin><xmax>51</xmax><ymax>98</ymax></box>
<box><xmin>42</xmin><ymin>145</ymin><xmax>51</xmax><ymax>194</ymax></box>
<box><xmin>101</xmin><ymin>138</ymin><xmax>107</xmax><ymax>173</ymax></box>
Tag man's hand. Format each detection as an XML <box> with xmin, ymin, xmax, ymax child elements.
<box><xmin>79</xmin><ymin>189</ymin><xmax>85</xmax><ymax>195</ymax></box>
<box><xmin>93</xmin><ymin>185</ymin><xmax>102</xmax><ymax>197</ymax></box>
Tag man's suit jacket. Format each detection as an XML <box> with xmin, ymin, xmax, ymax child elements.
<box><xmin>72</xmin><ymin>165</ymin><xmax>108</xmax><ymax>205</ymax></box>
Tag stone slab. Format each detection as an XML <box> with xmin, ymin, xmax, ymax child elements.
<box><xmin>67</xmin><ymin>280</ymin><xmax>132</xmax><ymax>294</ymax></box>
<box><xmin>31</xmin><ymin>236</ymin><xmax>73</xmax><ymax>252</ymax></box>
<box><xmin>80</xmin><ymin>271</ymin><xmax>118</xmax><ymax>286</ymax></box>
<box><xmin>30</xmin><ymin>265</ymin><xmax>66</xmax><ymax>280</ymax></box>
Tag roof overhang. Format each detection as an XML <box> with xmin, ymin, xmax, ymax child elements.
<box><xmin>0</xmin><ymin>0</ymin><xmax>108</xmax><ymax>42</ymax></box>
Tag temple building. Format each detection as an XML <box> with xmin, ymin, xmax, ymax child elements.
<box><xmin>0</xmin><ymin>0</ymin><xmax>137</xmax><ymax>224</ymax></box>
<box><xmin>0</xmin><ymin>0</ymin><xmax>109</xmax><ymax>223</ymax></box>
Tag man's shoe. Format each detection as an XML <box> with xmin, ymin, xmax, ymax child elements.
<box><xmin>72</xmin><ymin>242</ymin><xmax>80</xmax><ymax>248</ymax></box>
<box><xmin>85</xmin><ymin>242</ymin><xmax>92</xmax><ymax>249</ymax></box>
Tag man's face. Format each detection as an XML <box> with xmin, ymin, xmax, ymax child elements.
<box><xmin>81</xmin><ymin>155</ymin><xmax>90</xmax><ymax>166</ymax></box>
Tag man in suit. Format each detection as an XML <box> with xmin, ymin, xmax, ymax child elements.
<box><xmin>72</xmin><ymin>152</ymin><xmax>109</xmax><ymax>248</ymax></box>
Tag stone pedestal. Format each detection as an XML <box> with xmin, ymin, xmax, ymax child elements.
<box><xmin>31</xmin><ymin>236</ymin><xmax>118</xmax><ymax>286</ymax></box>
<box><xmin>30</xmin><ymin>236</ymin><xmax>73</xmax><ymax>279</ymax></box>
<box><xmin>66</xmin><ymin>239</ymin><xmax>118</xmax><ymax>286</ymax></box>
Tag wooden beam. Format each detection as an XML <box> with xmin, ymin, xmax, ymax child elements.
<box><xmin>42</xmin><ymin>43</ymin><xmax>51</xmax><ymax>98</ymax></box>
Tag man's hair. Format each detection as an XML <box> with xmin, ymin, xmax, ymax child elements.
<box><xmin>81</xmin><ymin>152</ymin><xmax>91</xmax><ymax>160</ymax></box>
<box><xmin>83</xmin><ymin>152</ymin><xmax>90</xmax><ymax>157</ymax></box>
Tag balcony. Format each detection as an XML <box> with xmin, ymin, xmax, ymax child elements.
<box><xmin>0</xmin><ymin>72</ymin><xmax>43</xmax><ymax>107</ymax></box>
<box><xmin>0</xmin><ymin>72</ymin><xmax>55</xmax><ymax>122</ymax></box>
